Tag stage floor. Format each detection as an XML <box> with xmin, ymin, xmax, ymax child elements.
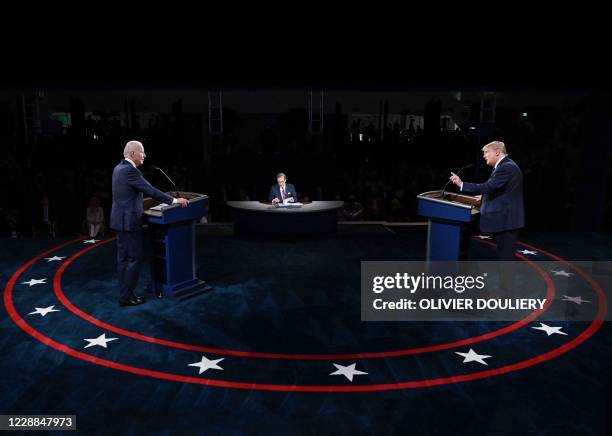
<box><xmin>1</xmin><ymin>226</ymin><xmax>611</xmax><ymax>435</ymax></box>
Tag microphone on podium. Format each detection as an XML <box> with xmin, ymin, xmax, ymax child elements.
<box><xmin>151</xmin><ymin>166</ymin><xmax>178</xmax><ymax>198</ymax></box>
<box><xmin>440</xmin><ymin>163</ymin><xmax>474</xmax><ymax>198</ymax></box>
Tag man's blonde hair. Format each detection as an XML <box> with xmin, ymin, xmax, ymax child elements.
<box><xmin>482</xmin><ymin>141</ymin><xmax>507</xmax><ymax>155</ymax></box>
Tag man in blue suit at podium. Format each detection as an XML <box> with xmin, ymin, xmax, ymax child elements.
<box><xmin>450</xmin><ymin>141</ymin><xmax>525</xmax><ymax>262</ymax></box>
<box><xmin>268</xmin><ymin>172</ymin><xmax>297</xmax><ymax>205</ymax></box>
<box><xmin>110</xmin><ymin>141</ymin><xmax>189</xmax><ymax>307</ymax></box>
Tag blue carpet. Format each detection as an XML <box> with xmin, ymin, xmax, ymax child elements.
<box><xmin>1</xmin><ymin>227</ymin><xmax>611</xmax><ymax>435</ymax></box>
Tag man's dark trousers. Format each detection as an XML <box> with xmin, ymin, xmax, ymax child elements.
<box><xmin>494</xmin><ymin>229</ymin><xmax>520</xmax><ymax>291</ymax></box>
<box><xmin>116</xmin><ymin>230</ymin><xmax>142</xmax><ymax>301</ymax></box>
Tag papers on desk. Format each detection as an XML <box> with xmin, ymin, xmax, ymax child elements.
<box><xmin>279</xmin><ymin>202</ymin><xmax>303</xmax><ymax>208</ymax></box>
<box><xmin>149</xmin><ymin>203</ymin><xmax>171</xmax><ymax>211</ymax></box>
<box><xmin>283</xmin><ymin>198</ymin><xmax>301</xmax><ymax>206</ymax></box>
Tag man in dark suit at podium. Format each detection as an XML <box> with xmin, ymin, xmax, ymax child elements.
<box><xmin>450</xmin><ymin>141</ymin><xmax>525</xmax><ymax>262</ymax></box>
<box><xmin>268</xmin><ymin>172</ymin><xmax>297</xmax><ymax>205</ymax></box>
<box><xmin>110</xmin><ymin>141</ymin><xmax>189</xmax><ymax>307</ymax></box>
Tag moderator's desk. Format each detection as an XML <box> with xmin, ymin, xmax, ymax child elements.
<box><xmin>227</xmin><ymin>201</ymin><xmax>344</xmax><ymax>238</ymax></box>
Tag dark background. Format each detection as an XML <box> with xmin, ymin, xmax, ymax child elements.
<box><xmin>2</xmin><ymin>29</ymin><xmax>612</xmax><ymax>237</ymax></box>
<box><xmin>1</xmin><ymin>81</ymin><xmax>611</xmax><ymax>238</ymax></box>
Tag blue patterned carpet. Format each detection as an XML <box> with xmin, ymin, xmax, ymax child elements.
<box><xmin>1</xmin><ymin>226</ymin><xmax>612</xmax><ymax>435</ymax></box>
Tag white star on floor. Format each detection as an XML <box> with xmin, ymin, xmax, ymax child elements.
<box><xmin>20</xmin><ymin>278</ymin><xmax>47</xmax><ymax>287</ymax></box>
<box><xmin>329</xmin><ymin>363</ymin><xmax>368</xmax><ymax>382</ymax></box>
<box><xmin>475</xmin><ymin>235</ymin><xmax>492</xmax><ymax>240</ymax></box>
<box><xmin>188</xmin><ymin>355</ymin><xmax>224</xmax><ymax>374</ymax></box>
<box><xmin>83</xmin><ymin>333</ymin><xmax>119</xmax><ymax>348</ymax></box>
<box><xmin>517</xmin><ymin>249</ymin><xmax>537</xmax><ymax>255</ymax></box>
<box><xmin>28</xmin><ymin>305</ymin><xmax>61</xmax><ymax>317</ymax></box>
<box><xmin>44</xmin><ymin>256</ymin><xmax>66</xmax><ymax>262</ymax></box>
<box><xmin>532</xmin><ymin>322</ymin><xmax>568</xmax><ymax>336</ymax></box>
<box><xmin>551</xmin><ymin>270</ymin><xmax>574</xmax><ymax>277</ymax></box>
<box><xmin>455</xmin><ymin>348</ymin><xmax>492</xmax><ymax>365</ymax></box>
<box><xmin>82</xmin><ymin>239</ymin><xmax>100</xmax><ymax>244</ymax></box>
<box><xmin>562</xmin><ymin>295</ymin><xmax>590</xmax><ymax>305</ymax></box>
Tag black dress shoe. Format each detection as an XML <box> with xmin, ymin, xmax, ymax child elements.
<box><xmin>119</xmin><ymin>297</ymin><xmax>145</xmax><ymax>307</ymax></box>
<box><xmin>135</xmin><ymin>295</ymin><xmax>146</xmax><ymax>303</ymax></box>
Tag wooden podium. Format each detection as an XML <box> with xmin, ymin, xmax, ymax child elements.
<box><xmin>143</xmin><ymin>191</ymin><xmax>212</xmax><ymax>300</ymax></box>
<box><xmin>417</xmin><ymin>190</ymin><xmax>481</xmax><ymax>261</ymax></box>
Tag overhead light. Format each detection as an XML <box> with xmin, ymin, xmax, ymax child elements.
<box><xmin>522</xmin><ymin>112</ymin><xmax>528</xmax><ymax>117</ymax></box>
<box><xmin>469</xmin><ymin>126</ymin><xmax>476</xmax><ymax>130</ymax></box>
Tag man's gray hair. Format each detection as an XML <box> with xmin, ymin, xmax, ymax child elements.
<box><xmin>482</xmin><ymin>141</ymin><xmax>507</xmax><ymax>155</ymax></box>
<box><xmin>276</xmin><ymin>172</ymin><xmax>287</xmax><ymax>180</ymax></box>
<box><xmin>124</xmin><ymin>140</ymin><xmax>143</xmax><ymax>157</ymax></box>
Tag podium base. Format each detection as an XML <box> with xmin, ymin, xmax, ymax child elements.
<box><xmin>148</xmin><ymin>279</ymin><xmax>213</xmax><ymax>301</ymax></box>
<box><xmin>172</xmin><ymin>280</ymin><xmax>213</xmax><ymax>301</ymax></box>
